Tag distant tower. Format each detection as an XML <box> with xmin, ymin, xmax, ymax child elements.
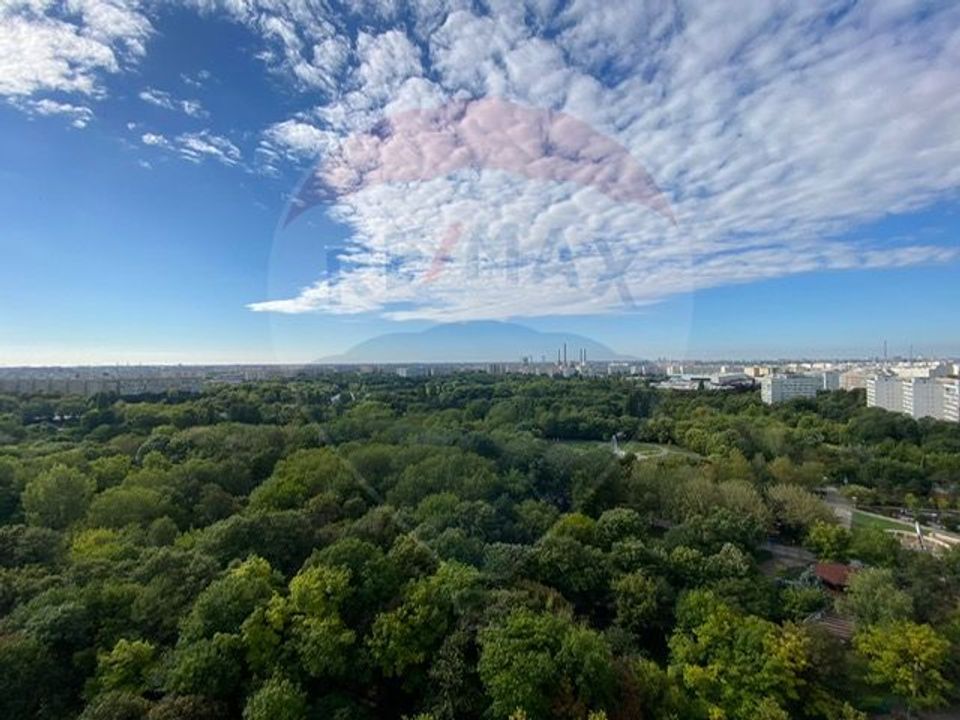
<box><xmin>563</xmin><ymin>343</ymin><xmax>567</xmax><ymax>366</ymax></box>
<box><xmin>883</xmin><ymin>339</ymin><xmax>888</xmax><ymax>362</ymax></box>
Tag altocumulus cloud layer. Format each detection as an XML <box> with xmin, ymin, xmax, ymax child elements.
<box><xmin>4</xmin><ymin>1</ymin><xmax>960</xmax><ymax>320</ymax></box>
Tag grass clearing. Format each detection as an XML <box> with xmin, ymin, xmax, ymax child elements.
<box><xmin>851</xmin><ymin>510</ymin><xmax>914</xmax><ymax>533</ymax></box>
<box><xmin>852</xmin><ymin>510</ymin><xmax>960</xmax><ymax>538</ymax></box>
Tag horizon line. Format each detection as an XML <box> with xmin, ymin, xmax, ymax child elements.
<box><xmin>1</xmin><ymin>356</ymin><xmax>957</xmax><ymax>370</ymax></box>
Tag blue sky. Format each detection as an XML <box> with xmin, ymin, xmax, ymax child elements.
<box><xmin>1</xmin><ymin>1</ymin><xmax>959</xmax><ymax>365</ymax></box>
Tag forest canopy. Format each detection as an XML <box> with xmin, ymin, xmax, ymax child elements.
<box><xmin>1</xmin><ymin>373</ymin><xmax>959</xmax><ymax>719</ymax></box>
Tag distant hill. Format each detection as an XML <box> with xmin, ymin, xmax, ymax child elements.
<box><xmin>317</xmin><ymin>321</ymin><xmax>632</xmax><ymax>363</ymax></box>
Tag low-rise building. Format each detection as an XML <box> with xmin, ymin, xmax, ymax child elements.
<box><xmin>840</xmin><ymin>368</ymin><xmax>873</xmax><ymax>391</ymax></box>
<box><xmin>893</xmin><ymin>363</ymin><xmax>950</xmax><ymax>379</ymax></box>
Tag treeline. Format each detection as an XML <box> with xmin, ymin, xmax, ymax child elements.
<box><xmin>0</xmin><ymin>375</ymin><xmax>958</xmax><ymax>719</ymax></box>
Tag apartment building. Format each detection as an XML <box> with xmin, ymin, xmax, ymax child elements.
<box><xmin>866</xmin><ymin>375</ymin><xmax>904</xmax><ymax>413</ymax></box>
<box><xmin>761</xmin><ymin>374</ymin><xmax>822</xmax><ymax>404</ymax></box>
<box><xmin>902</xmin><ymin>378</ymin><xmax>941</xmax><ymax>420</ymax></box>
<box><xmin>940</xmin><ymin>378</ymin><xmax>960</xmax><ymax>422</ymax></box>
<box><xmin>821</xmin><ymin>370</ymin><xmax>841</xmax><ymax>391</ymax></box>
<box><xmin>867</xmin><ymin>375</ymin><xmax>960</xmax><ymax>422</ymax></box>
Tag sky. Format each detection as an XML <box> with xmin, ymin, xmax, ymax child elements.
<box><xmin>1</xmin><ymin>0</ymin><xmax>959</xmax><ymax>365</ymax></box>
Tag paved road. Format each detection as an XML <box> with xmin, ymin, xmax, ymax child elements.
<box><xmin>822</xmin><ymin>486</ymin><xmax>853</xmax><ymax>529</ymax></box>
<box><xmin>762</xmin><ymin>541</ymin><xmax>815</xmax><ymax>563</ymax></box>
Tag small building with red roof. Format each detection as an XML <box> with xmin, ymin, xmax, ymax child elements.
<box><xmin>814</xmin><ymin>562</ymin><xmax>855</xmax><ymax>591</ymax></box>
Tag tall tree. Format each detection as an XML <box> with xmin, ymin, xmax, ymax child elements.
<box><xmin>854</xmin><ymin>621</ymin><xmax>952</xmax><ymax>712</ymax></box>
<box><xmin>22</xmin><ymin>464</ymin><xmax>94</xmax><ymax>529</ymax></box>
<box><xmin>478</xmin><ymin>608</ymin><xmax>614</xmax><ymax>719</ymax></box>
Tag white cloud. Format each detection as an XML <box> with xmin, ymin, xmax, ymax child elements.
<box><xmin>140</xmin><ymin>131</ymin><xmax>166</xmax><ymax>146</ymax></box>
<box><xmin>16</xmin><ymin>97</ymin><xmax>94</xmax><ymax>127</ymax></box>
<box><xmin>0</xmin><ymin>0</ymin><xmax>150</xmax><ymax>99</ymax></box>
<box><xmin>3</xmin><ymin>0</ymin><xmax>958</xmax><ymax>322</ymax></box>
<box><xmin>181</xmin><ymin>68</ymin><xmax>211</xmax><ymax>88</ymax></box>
<box><xmin>291</xmin><ymin>35</ymin><xmax>350</xmax><ymax>90</ymax></box>
<box><xmin>176</xmin><ymin>130</ymin><xmax>241</xmax><ymax>165</ymax></box>
<box><xmin>0</xmin><ymin>13</ymin><xmax>116</xmax><ymax>96</ymax></box>
<box><xmin>140</xmin><ymin>129</ymin><xmax>239</xmax><ymax>166</ymax></box>
<box><xmin>261</xmin><ymin>119</ymin><xmax>336</xmax><ymax>160</ymax></box>
<box><xmin>354</xmin><ymin>30</ymin><xmax>422</xmax><ymax>102</ymax></box>
<box><xmin>138</xmin><ymin>87</ymin><xmax>172</xmax><ymax>107</ymax></box>
<box><xmin>180</xmin><ymin>98</ymin><xmax>205</xmax><ymax>117</ymax></box>
<box><xmin>65</xmin><ymin>0</ymin><xmax>152</xmax><ymax>55</ymax></box>
<box><xmin>201</xmin><ymin>0</ymin><xmax>350</xmax><ymax>92</ymax></box>
<box><xmin>248</xmin><ymin>1</ymin><xmax>960</xmax><ymax>321</ymax></box>
<box><xmin>139</xmin><ymin>87</ymin><xmax>207</xmax><ymax>117</ymax></box>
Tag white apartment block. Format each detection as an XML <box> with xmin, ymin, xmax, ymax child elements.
<box><xmin>761</xmin><ymin>374</ymin><xmax>822</xmax><ymax>404</ymax></box>
<box><xmin>821</xmin><ymin>370</ymin><xmax>841</xmax><ymax>391</ymax></box>
<box><xmin>866</xmin><ymin>375</ymin><xmax>904</xmax><ymax>413</ymax></box>
<box><xmin>902</xmin><ymin>378</ymin><xmax>941</xmax><ymax>420</ymax></box>
<box><xmin>866</xmin><ymin>375</ymin><xmax>959</xmax><ymax>422</ymax></box>
<box><xmin>940</xmin><ymin>379</ymin><xmax>960</xmax><ymax>422</ymax></box>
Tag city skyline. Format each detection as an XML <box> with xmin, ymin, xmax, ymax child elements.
<box><xmin>2</xmin><ymin>2</ymin><xmax>960</xmax><ymax>365</ymax></box>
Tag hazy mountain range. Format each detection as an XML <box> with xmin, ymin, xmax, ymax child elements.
<box><xmin>317</xmin><ymin>321</ymin><xmax>632</xmax><ymax>363</ymax></box>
